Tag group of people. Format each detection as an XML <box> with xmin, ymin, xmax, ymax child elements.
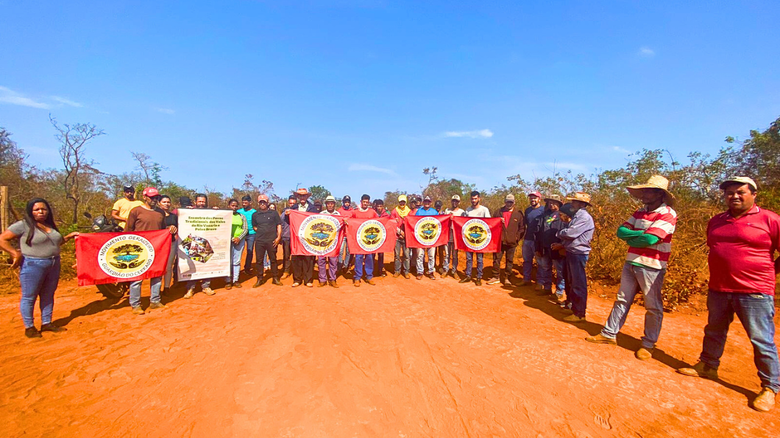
<box><xmin>1</xmin><ymin>175</ymin><xmax>778</xmax><ymax>411</ymax></box>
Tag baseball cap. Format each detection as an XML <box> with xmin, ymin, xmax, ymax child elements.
<box><xmin>505</xmin><ymin>194</ymin><xmax>515</xmax><ymax>202</ymax></box>
<box><xmin>719</xmin><ymin>176</ymin><xmax>758</xmax><ymax>191</ymax></box>
<box><xmin>257</xmin><ymin>194</ymin><xmax>269</xmax><ymax>202</ymax></box>
<box><xmin>528</xmin><ymin>191</ymin><xmax>542</xmax><ymax>198</ymax></box>
<box><xmin>342</xmin><ymin>195</ymin><xmax>351</xmax><ymax>202</ymax></box>
<box><xmin>423</xmin><ymin>195</ymin><xmax>432</xmax><ymax>202</ymax></box>
<box><xmin>398</xmin><ymin>194</ymin><xmax>407</xmax><ymax>202</ymax></box>
<box><xmin>142</xmin><ymin>187</ymin><xmax>159</xmax><ymax>197</ymax></box>
<box><xmin>451</xmin><ymin>194</ymin><xmax>460</xmax><ymax>201</ymax></box>
<box><xmin>325</xmin><ymin>195</ymin><xmax>336</xmax><ymax>203</ymax></box>
<box><xmin>123</xmin><ymin>185</ymin><xmax>135</xmax><ymax>192</ymax></box>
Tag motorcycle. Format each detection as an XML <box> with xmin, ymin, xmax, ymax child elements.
<box><xmin>83</xmin><ymin>211</ymin><xmax>129</xmax><ymax>299</ymax></box>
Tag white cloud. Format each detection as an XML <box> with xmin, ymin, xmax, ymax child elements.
<box><xmin>156</xmin><ymin>107</ymin><xmax>176</xmax><ymax>115</ymax></box>
<box><xmin>348</xmin><ymin>163</ymin><xmax>397</xmax><ymax>176</ymax></box>
<box><xmin>638</xmin><ymin>47</ymin><xmax>655</xmax><ymax>57</ymax></box>
<box><xmin>0</xmin><ymin>86</ymin><xmax>50</xmax><ymax>109</ymax></box>
<box><xmin>543</xmin><ymin>161</ymin><xmax>588</xmax><ymax>171</ymax></box>
<box><xmin>442</xmin><ymin>129</ymin><xmax>494</xmax><ymax>139</ymax></box>
<box><xmin>51</xmin><ymin>96</ymin><xmax>83</xmax><ymax>107</ymax></box>
<box><xmin>612</xmin><ymin>146</ymin><xmax>631</xmax><ymax>154</ymax></box>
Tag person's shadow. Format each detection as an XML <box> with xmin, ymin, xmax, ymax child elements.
<box><xmin>506</xmin><ymin>284</ymin><xmax>757</xmax><ymax>402</ymax></box>
<box><xmin>52</xmin><ymin>290</ymin><xmax>129</xmax><ymax>327</ymax></box>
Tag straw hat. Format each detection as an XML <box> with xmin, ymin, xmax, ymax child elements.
<box><xmin>543</xmin><ymin>194</ymin><xmax>563</xmax><ymax>206</ymax></box>
<box><xmin>627</xmin><ymin>175</ymin><xmax>675</xmax><ymax>207</ymax></box>
<box><xmin>295</xmin><ymin>188</ymin><xmax>310</xmax><ymax>197</ymax></box>
<box><xmin>566</xmin><ymin>192</ymin><xmax>592</xmax><ymax>206</ymax></box>
<box><xmin>719</xmin><ymin>176</ymin><xmax>758</xmax><ymax>191</ymax></box>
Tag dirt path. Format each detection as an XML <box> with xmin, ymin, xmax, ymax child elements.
<box><xmin>0</xmin><ymin>269</ymin><xmax>777</xmax><ymax>437</ymax></box>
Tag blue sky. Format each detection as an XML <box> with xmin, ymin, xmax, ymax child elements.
<box><xmin>2</xmin><ymin>0</ymin><xmax>779</xmax><ymax>199</ymax></box>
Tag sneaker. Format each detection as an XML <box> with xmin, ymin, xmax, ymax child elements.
<box><xmin>329</xmin><ymin>280</ymin><xmax>339</xmax><ymax>288</ymax></box>
<box><xmin>474</xmin><ymin>278</ymin><xmax>482</xmax><ymax>286</ymax></box>
<box><xmin>448</xmin><ymin>271</ymin><xmax>457</xmax><ymax>279</ymax></box>
<box><xmin>24</xmin><ymin>327</ymin><xmax>42</xmax><ymax>338</ymax></box>
<box><xmin>233</xmin><ymin>282</ymin><xmax>243</xmax><ymax>289</ymax></box>
<box><xmin>635</xmin><ymin>347</ymin><xmax>653</xmax><ymax>361</ymax></box>
<box><xmin>365</xmin><ymin>279</ymin><xmax>376</xmax><ymax>285</ymax></box>
<box><xmin>402</xmin><ymin>273</ymin><xmax>410</xmax><ymax>279</ymax></box>
<box><xmin>292</xmin><ymin>282</ymin><xmax>301</xmax><ymax>287</ymax></box>
<box><xmin>354</xmin><ymin>280</ymin><xmax>361</xmax><ymax>288</ymax></box>
<box><xmin>752</xmin><ymin>388</ymin><xmax>777</xmax><ymax>412</ymax></box>
<box><xmin>677</xmin><ymin>361</ymin><xmax>718</xmax><ymax>380</ymax></box>
<box><xmin>184</xmin><ymin>288</ymin><xmax>194</xmax><ymax>299</ymax></box>
<box><xmin>426</xmin><ymin>274</ymin><xmax>436</xmax><ymax>281</ymax></box>
<box><xmin>416</xmin><ymin>275</ymin><xmax>423</xmax><ymax>280</ymax></box>
<box><xmin>203</xmin><ymin>287</ymin><xmax>216</xmax><ymax>296</ymax></box>
<box><xmin>393</xmin><ymin>272</ymin><xmax>400</xmax><ymax>278</ymax></box>
<box><xmin>305</xmin><ymin>282</ymin><xmax>313</xmax><ymax>288</ymax></box>
<box><xmin>534</xmin><ymin>283</ymin><xmax>545</xmax><ymax>291</ymax></box>
<box><xmin>380</xmin><ymin>272</ymin><xmax>387</xmax><ymax>277</ymax></box>
<box><xmin>149</xmin><ymin>302</ymin><xmax>166</xmax><ymax>310</ymax></box>
<box><xmin>225</xmin><ymin>283</ymin><xmax>233</xmax><ymax>290</ymax></box>
<box><xmin>503</xmin><ymin>278</ymin><xmax>513</xmax><ymax>286</ymax></box>
<box><xmin>487</xmin><ymin>278</ymin><xmax>501</xmax><ymax>285</ymax></box>
<box><xmin>253</xmin><ymin>279</ymin><xmax>265</xmax><ymax>288</ymax></box>
<box><xmin>459</xmin><ymin>277</ymin><xmax>471</xmax><ymax>284</ymax></box>
<box><xmin>563</xmin><ymin>314</ymin><xmax>585</xmax><ymax>323</ymax></box>
<box><xmin>132</xmin><ymin>306</ymin><xmax>145</xmax><ymax>315</ymax></box>
<box><xmin>585</xmin><ymin>333</ymin><xmax>617</xmax><ymax>345</ymax></box>
<box><xmin>272</xmin><ymin>278</ymin><xmax>282</xmax><ymax>286</ymax></box>
<box><xmin>41</xmin><ymin>323</ymin><xmax>66</xmax><ymax>333</ymax></box>
<box><xmin>318</xmin><ymin>281</ymin><xmax>328</xmax><ymax>287</ymax></box>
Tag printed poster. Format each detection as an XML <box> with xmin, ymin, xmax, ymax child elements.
<box><xmin>177</xmin><ymin>209</ymin><xmax>232</xmax><ymax>281</ymax></box>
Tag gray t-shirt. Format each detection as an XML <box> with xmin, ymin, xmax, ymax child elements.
<box><xmin>8</xmin><ymin>220</ymin><xmax>63</xmax><ymax>258</ymax></box>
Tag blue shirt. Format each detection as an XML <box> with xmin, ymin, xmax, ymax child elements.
<box><xmin>556</xmin><ymin>208</ymin><xmax>595</xmax><ymax>255</ymax></box>
<box><xmin>524</xmin><ymin>205</ymin><xmax>545</xmax><ymax>241</ymax></box>
<box><xmin>239</xmin><ymin>208</ymin><xmax>257</xmax><ymax>235</ymax></box>
<box><xmin>415</xmin><ymin>207</ymin><xmax>439</xmax><ymax>216</ymax></box>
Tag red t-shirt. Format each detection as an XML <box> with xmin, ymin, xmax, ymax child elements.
<box><xmin>337</xmin><ymin>207</ymin><xmax>353</xmax><ymax>218</ymax></box>
<box><xmin>707</xmin><ymin>205</ymin><xmax>780</xmax><ymax>295</ymax></box>
<box><xmin>351</xmin><ymin>207</ymin><xmax>378</xmax><ymax>219</ymax></box>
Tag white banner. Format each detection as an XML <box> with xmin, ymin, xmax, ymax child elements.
<box><xmin>177</xmin><ymin>209</ymin><xmax>232</xmax><ymax>281</ymax></box>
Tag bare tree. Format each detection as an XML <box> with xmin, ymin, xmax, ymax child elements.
<box><xmin>131</xmin><ymin>152</ymin><xmax>166</xmax><ymax>186</ymax></box>
<box><xmin>50</xmin><ymin>115</ymin><xmax>105</xmax><ymax>223</ymax></box>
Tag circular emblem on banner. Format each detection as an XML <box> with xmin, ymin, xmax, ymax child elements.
<box><xmin>357</xmin><ymin>219</ymin><xmax>386</xmax><ymax>252</ymax></box>
<box><xmin>413</xmin><ymin>217</ymin><xmax>442</xmax><ymax>246</ymax></box>
<box><xmin>462</xmin><ymin>219</ymin><xmax>492</xmax><ymax>251</ymax></box>
<box><xmin>299</xmin><ymin>215</ymin><xmax>341</xmax><ymax>256</ymax></box>
<box><xmin>98</xmin><ymin>234</ymin><xmax>156</xmax><ymax>278</ymax></box>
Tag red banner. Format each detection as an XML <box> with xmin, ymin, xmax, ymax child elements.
<box><xmin>403</xmin><ymin>215</ymin><xmax>451</xmax><ymax>248</ymax></box>
<box><xmin>452</xmin><ymin>217</ymin><xmax>503</xmax><ymax>253</ymax></box>
<box><xmin>289</xmin><ymin>211</ymin><xmax>345</xmax><ymax>257</ymax></box>
<box><xmin>345</xmin><ymin>217</ymin><xmax>398</xmax><ymax>255</ymax></box>
<box><xmin>76</xmin><ymin>229</ymin><xmax>172</xmax><ymax>286</ymax></box>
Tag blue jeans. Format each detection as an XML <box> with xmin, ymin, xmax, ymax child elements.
<box><xmin>700</xmin><ymin>290</ymin><xmax>780</xmax><ymax>392</ymax></box>
<box><xmin>537</xmin><ymin>254</ymin><xmax>565</xmax><ymax>294</ymax></box>
<box><xmin>19</xmin><ymin>256</ymin><xmax>60</xmax><ymax>328</ymax></box>
<box><xmin>416</xmin><ymin>247</ymin><xmax>436</xmax><ymax>275</ymax></box>
<box><xmin>465</xmin><ymin>252</ymin><xmax>484</xmax><ymax>279</ymax></box>
<box><xmin>243</xmin><ymin>234</ymin><xmax>255</xmax><ymax>271</ymax></box>
<box><xmin>566</xmin><ymin>253</ymin><xmax>589</xmax><ymax>318</ymax></box>
<box><xmin>186</xmin><ymin>279</ymin><xmax>211</xmax><ymax>290</ymax></box>
<box><xmin>130</xmin><ymin>276</ymin><xmax>162</xmax><ymax>308</ymax></box>
<box><xmin>227</xmin><ymin>239</ymin><xmax>245</xmax><ymax>283</ymax></box>
<box><xmin>601</xmin><ymin>263</ymin><xmax>666</xmax><ymax>349</ymax></box>
<box><xmin>394</xmin><ymin>239</ymin><xmax>410</xmax><ymax>274</ymax></box>
<box><xmin>444</xmin><ymin>242</ymin><xmax>458</xmax><ymax>272</ymax></box>
<box><xmin>354</xmin><ymin>254</ymin><xmax>374</xmax><ymax>280</ymax></box>
<box><xmin>522</xmin><ymin>240</ymin><xmax>536</xmax><ymax>281</ymax></box>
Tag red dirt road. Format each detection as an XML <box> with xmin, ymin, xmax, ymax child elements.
<box><xmin>0</xmin><ymin>272</ymin><xmax>777</xmax><ymax>437</ymax></box>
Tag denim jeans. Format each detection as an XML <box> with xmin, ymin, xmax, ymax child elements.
<box><xmin>186</xmin><ymin>279</ymin><xmax>211</xmax><ymax>290</ymax></box>
<box><xmin>601</xmin><ymin>263</ymin><xmax>666</xmax><ymax>349</ymax></box>
<box><xmin>537</xmin><ymin>254</ymin><xmax>565</xmax><ymax>294</ymax></box>
<box><xmin>699</xmin><ymin>290</ymin><xmax>780</xmax><ymax>392</ymax></box>
<box><xmin>416</xmin><ymin>247</ymin><xmax>436</xmax><ymax>275</ymax></box>
<box><xmin>354</xmin><ymin>254</ymin><xmax>374</xmax><ymax>280</ymax></box>
<box><xmin>465</xmin><ymin>252</ymin><xmax>484</xmax><ymax>279</ymax></box>
<box><xmin>318</xmin><ymin>257</ymin><xmax>338</xmax><ymax>282</ymax></box>
<box><xmin>444</xmin><ymin>242</ymin><xmax>458</xmax><ymax>272</ymax></box>
<box><xmin>521</xmin><ymin>240</ymin><xmax>536</xmax><ymax>281</ymax></box>
<box><xmin>243</xmin><ymin>234</ymin><xmax>255</xmax><ymax>271</ymax></box>
<box><xmin>491</xmin><ymin>244</ymin><xmax>516</xmax><ymax>280</ymax></box>
<box><xmin>566</xmin><ymin>253</ymin><xmax>589</xmax><ymax>318</ymax></box>
<box><xmin>130</xmin><ymin>276</ymin><xmax>162</xmax><ymax>308</ymax></box>
<box><xmin>394</xmin><ymin>239</ymin><xmax>410</xmax><ymax>274</ymax></box>
<box><xmin>19</xmin><ymin>256</ymin><xmax>60</xmax><ymax>328</ymax></box>
<box><xmin>227</xmin><ymin>239</ymin><xmax>245</xmax><ymax>283</ymax></box>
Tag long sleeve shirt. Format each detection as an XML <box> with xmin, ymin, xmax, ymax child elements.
<box><xmin>556</xmin><ymin>208</ymin><xmax>595</xmax><ymax>255</ymax></box>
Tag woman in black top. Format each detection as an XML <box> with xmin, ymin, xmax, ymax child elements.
<box><xmin>159</xmin><ymin>195</ymin><xmax>179</xmax><ymax>289</ymax></box>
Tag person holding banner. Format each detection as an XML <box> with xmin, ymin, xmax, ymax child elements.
<box><xmin>414</xmin><ymin>196</ymin><xmax>440</xmax><ymax>280</ymax></box>
<box><xmin>252</xmin><ymin>194</ymin><xmax>283</xmax><ymax>287</ymax></box>
<box><xmin>159</xmin><ymin>195</ymin><xmax>179</xmax><ymax>290</ymax></box>
<box><xmin>373</xmin><ymin>199</ymin><xmax>390</xmax><ymax>277</ymax></box>
<box><xmin>125</xmin><ymin>187</ymin><xmax>177</xmax><ymax>314</ymax></box>
<box><xmin>488</xmin><ymin>194</ymin><xmax>525</xmax><ymax>286</ymax></box>
<box><xmin>184</xmin><ymin>194</ymin><xmax>218</xmax><ymax>298</ymax></box>
<box><xmin>0</xmin><ymin>198</ymin><xmax>79</xmax><ymax>338</ymax></box>
<box><xmin>442</xmin><ymin>195</ymin><xmax>464</xmax><ymax>279</ymax></box>
<box><xmin>556</xmin><ymin>192</ymin><xmax>595</xmax><ymax>323</ymax></box>
<box><xmin>349</xmin><ymin>194</ymin><xmax>379</xmax><ymax>286</ymax></box>
<box><xmin>337</xmin><ymin>195</ymin><xmax>354</xmax><ymax>275</ymax></box>
<box><xmin>224</xmin><ymin>199</ymin><xmax>248</xmax><ymax>290</ymax></box>
<box><xmin>279</xmin><ymin>195</ymin><xmax>297</xmax><ymax>278</ymax></box>
<box><xmin>459</xmin><ymin>191</ymin><xmax>491</xmax><ymax>286</ymax></box>
<box><xmin>290</xmin><ymin>188</ymin><xmax>318</xmax><ymax>287</ymax></box>
<box><xmin>317</xmin><ymin>196</ymin><xmax>341</xmax><ymax>287</ymax></box>
<box><xmin>390</xmin><ymin>194</ymin><xmax>412</xmax><ymax>279</ymax></box>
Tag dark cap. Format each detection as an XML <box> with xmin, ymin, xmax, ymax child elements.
<box><xmin>342</xmin><ymin>195</ymin><xmax>351</xmax><ymax>202</ymax></box>
<box><xmin>423</xmin><ymin>195</ymin><xmax>432</xmax><ymax>202</ymax></box>
<box><xmin>123</xmin><ymin>185</ymin><xmax>135</xmax><ymax>192</ymax></box>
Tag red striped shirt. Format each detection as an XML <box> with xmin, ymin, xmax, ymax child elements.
<box><xmin>623</xmin><ymin>204</ymin><xmax>677</xmax><ymax>269</ymax></box>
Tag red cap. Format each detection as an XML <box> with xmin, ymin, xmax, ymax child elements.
<box><xmin>142</xmin><ymin>187</ymin><xmax>160</xmax><ymax>197</ymax></box>
<box><xmin>528</xmin><ymin>191</ymin><xmax>542</xmax><ymax>198</ymax></box>
<box><xmin>257</xmin><ymin>194</ymin><xmax>269</xmax><ymax>202</ymax></box>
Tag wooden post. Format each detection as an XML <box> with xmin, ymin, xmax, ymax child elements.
<box><xmin>0</xmin><ymin>186</ymin><xmax>7</xmax><ymax>233</ymax></box>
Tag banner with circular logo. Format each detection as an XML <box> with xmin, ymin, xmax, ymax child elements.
<box><xmin>357</xmin><ymin>219</ymin><xmax>386</xmax><ymax>252</ymax></box>
<box><xmin>98</xmin><ymin>234</ymin><xmax>156</xmax><ymax>279</ymax></box>
<box><xmin>413</xmin><ymin>217</ymin><xmax>442</xmax><ymax>246</ymax></box>
<box><xmin>461</xmin><ymin>218</ymin><xmax>492</xmax><ymax>251</ymax></box>
<box><xmin>403</xmin><ymin>215</ymin><xmax>451</xmax><ymax>248</ymax></box>
<box><xmin>297</xmin><ymin>214</ymin><xmax>342</xmax><ymax>256</ymax></box>
<box><xmin>76</xmin><ymin>229</ymin><xmax>173</xmax><ymax>286</ymax></box>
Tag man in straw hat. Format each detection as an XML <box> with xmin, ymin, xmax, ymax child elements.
<box><xmin>555</xmin><ymin>192</ymin><xmax>595</xmax><ymax>323</ymax></box>
<box><xmin>534</xmin><ymin>194</ymin><xmax>567</xmax><ymax>300</ymax></box>
<box><xmin>677</xmin><ymin>176</ymin><xmax>780</xmax><ymax>412</ymax></box>
<box><xmin>586</xmin><ymin>175</ymin><xmax>677</xmax><ymax>361</ymax></box>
